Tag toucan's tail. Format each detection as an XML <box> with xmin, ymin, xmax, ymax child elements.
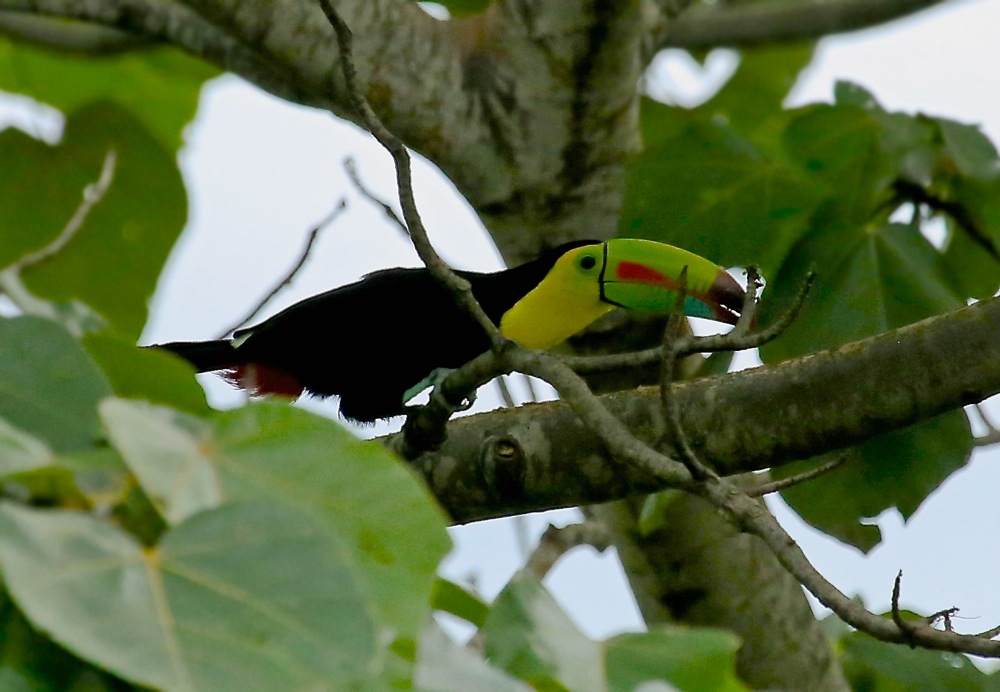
<box><xmin>150</xmin><ymin>340</ymin><xmax>236</xmax><ymax>373</ymax></box>
<box><xmin>149</xmin><ymin>340</ymin><xmax>305</xmax><ymax>398</ymax></box>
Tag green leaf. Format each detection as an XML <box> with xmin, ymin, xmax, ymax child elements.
<box><xmin>942</xmin><ymin>218</ymin><xmax>1000</xmax><ymax>299</ymax></box>
<box><xmin>99</xmin><ymin>399</ymin><xmax>221</xmax><ymax>526</ymax></box>
<box><xmin>484</xmin><ymin>571</ymin><xmax>602</xmax><ymax>692</ymax></box>
<box><xmin>0</xmin><ymin>667</ymin><xmax>32</xmax><ymax>692</ymax></box>
<box><xmin>936</xmin><ymin>117</ymin><xmax>1000</xmax><ymax>181</ymax></box>
<box><xmin>83</xmin><ymin>332</ymin><xmax>210</xmax><ymax>415</ymax></box>
<box><xmin>0</xmin><ymin>39</ymin><xmax>215</xmax><ymax>150</ymax></box>
<box><xmin>0</xmin><ymin>501</ymin><xmax>380</xmax><ymax>690</ymax></box>
<box><xmin>761</xmin><ymin>222</ymin><xmax>963</xmax><ymax>363</ymax></box>
<box><xmin>777</xmin><ymin>411</ymin><xmax>973</xmax><ymax>551</ymax></box>
<box><xmin>0</xmin><ymin>316</ymin><xmax>109</xmax><ymax>452</ymax></box>
<box><xmin>637</xmin><ymin>489</ymin><xmax>681</xmax><ymax>536</ymax></box>
<box><xmin>841</xmin><ymin>629</ymin><xmax>998</xmax><ymax>691</ymax></box>
<box><xmin>415</xmin><ymin>622</ymin><xmax>530</xmax><ymax>692</ymax></box>
<box><xmin>431</xmin><ymin>577</ymin><xmax>489</xmax><ymax>628</ymax></box>
<box><xmin>699</xmin><ymin>43</ymin><xmax>814</xmax><ymax>146</ymax></box>
<box><xmin>0</xmin><ymin>587</ymin><xmax>132</xmax><ymax>692</ymax></box>
<box><xmin>1</xmin><ymin>103</ymin><xmax>187</xmax><ymax>338</ymax></box>
<box><xmin>621</xmin><ymin>107</ymin><xmax>819</xmax><ymax>274</ymax></box>
<box><xmin>760</xmin><ymin>220</ymin><xmax>969</xmax><ymax>550</ymax></box>
<box><xmin>605</xmin><ymin>628</ymin><xmax>745</xmax><ymax>692</ymax></box>
<box><xmin>483</xmin><ymin>572</ymin><xmax>747</xmax><ymax>692</ymax></box>
<box><xmin>0</xmin><ymin>418</ymin><xmax>53</xmax><ymax>478</ymax></box>
<box><xmin>782</xmin><ymin>103</ymin><xmax>894</xmax><ymax>225</ymax></box>
<box><xmin>100</xmin><ymin>398</ymin><xmax>450</xmax><ymax>650</ymax></box>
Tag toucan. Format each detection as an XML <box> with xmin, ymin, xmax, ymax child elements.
<box><xmin>152</xmin><ymin>239</ymin><xmax>744</xmax><ymax>423</ymax></box>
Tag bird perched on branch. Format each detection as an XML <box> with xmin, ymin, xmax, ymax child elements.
<box><xmin>151</xmin><ymin>238</ymin><xmax>744</xmax><ymax>423</ymax></box>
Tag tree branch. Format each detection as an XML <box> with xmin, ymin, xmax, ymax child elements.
<box><xmin>0</xmin><ymin>0</ymin><xmax>298</xmax><ymax>101</ymax></box>
<box><xmin>403</xmin><ymin>296</ymin><xmax>1000</xmax><ymax>523</ymax></box>
<box><xmin>0</xmin><ymin>11</ymin><xmax>155</xmax><ymax>53</ymax></box>
<box><xmin>650</xmin><ymin>0</ymin><xmax>948</xmax><ymax>51</ymax></box>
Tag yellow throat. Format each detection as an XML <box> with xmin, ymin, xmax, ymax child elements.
<box><xmin>499</xmin><ymin>245</ymin><xmax>614</xmax><ymax>349</ymax></box>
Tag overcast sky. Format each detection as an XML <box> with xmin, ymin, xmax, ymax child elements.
<box><xmin>4</xmin><ymin>0</ymin><xmax>1000</xmax><ymax>650</ymax></box>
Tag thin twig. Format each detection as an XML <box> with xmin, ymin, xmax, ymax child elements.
<box><xmin>524</xmin><ymin>522</ymin><xmax>612</xmax><ymax>581</ymax></box>
<box><xmin>217</xmin><ymin>197</ymin><xmax>348</xmax><ymax>337</ymax></box>
<box><xmin>659</xmin><ymin>268</ymin><xmax>718</xmax><ymax>481</ymax></box>
<box><xmin>495</xmin><ymin>376</ymin><xmax>517</xmax><ymax>409</ymax></box>
<box><xmin>696</xmin><ymin>479</ymin><xmax>1000</xmax><ymax>656</ymax></box>
<box><xmin>894</xmin><ymin>180</ymin><xmax>1000</xmax><ymax>262</ymax></box>
<box><xmin>731</xmin><ymin>265</ymin><xmax>762</xmax><ymax>337</ymax></box>
<box><xmin>925</xmin><ymin>607</ymin><xmax>960</xmax><ymax>632</ymax></box>
<box><xmin>745</xmin><ymin>455</ymin><xmax>848</xmax><ymax>498</ymax></box>
<box><xmin>342</xmin><ymin>156</ymin><xmax>408</xmax><ymax>237</ymax></box>
<box><xmin>892</xmin><ymin>570</ymin><xmax>920</xmax><ymax>644</ymax></box>
<box><xmin>319</xmin><ymin>0</ymin><xmax>503</xmax><ymax>351</ymax></box>
<box><xmin>973</xmin><ymin>404</ymin><xmax>1000</xmax><ymax>447</ymax></box>
<box><xmin>8</xmin><ymin>150</ymin><xmax>116</xmax><ymax>272</ymax></box>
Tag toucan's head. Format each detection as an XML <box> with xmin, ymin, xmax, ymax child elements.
<box><xmin>499</xmin><ymin>238</ymin><xmax>746</xmax><ymax>349</ymax></box>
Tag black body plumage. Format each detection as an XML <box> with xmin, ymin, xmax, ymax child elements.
<box><xmin>153</xmin><ymin>241</ymin><xmax>593</xmax><ymax>422</ymax></box>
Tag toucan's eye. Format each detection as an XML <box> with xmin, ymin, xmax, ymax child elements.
<box><xmin>579</xmin><ymin>254</ymin><xmax>597</xmax><ymax>270</ymax></box>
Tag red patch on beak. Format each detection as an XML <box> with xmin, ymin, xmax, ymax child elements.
<box><xmin>616</xmin><ymin>261</ymin><xmax>667</xmax><ymax>284</ymax></box>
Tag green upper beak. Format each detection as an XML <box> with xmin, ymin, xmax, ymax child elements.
<box><xmin>598</xmin><ymin>238</ymin><xmax>745</xmax><ymax>325</ymax></box>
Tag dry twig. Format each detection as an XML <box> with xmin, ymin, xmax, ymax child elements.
<box><xmin>217</xmin><ymin>197</ymin><xmax>348</xmax><ymax>337</ymax></box>
<box><xmin>744</xmin><ymin>455</ymin><xmax>848</xmax><ymax>498</ymax></box>
<box><xmin>525</xmin><ymin>522</ymin><xmax>612</xmax><ymax>581</ymax></box>
<box><xmin>9</xmin><ymin>150</ymin><xmax>117</xmax><ymax>272</ymax></box>
<box><xmin>342</xmin><ymin>156</ymin><xmax>408</xmax><ymax>237</ymax></box>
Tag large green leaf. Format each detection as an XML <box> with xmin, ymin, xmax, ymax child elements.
<box><xmin>99</xmin><ymin>398</ymin><xmax>450</xmax><ymax>651</ymax></box>
<box><xmin>761</xmin><ymin>222</ymin><xmax>963</xmax><ymax>363</ymax></box>
<box><xmin>483</xmin><ymin>572</ymin><xmax>746</xmax><ymax>692</ymax></box>
<box><xmin>0</xmin><ymin>103</ymin><xmax>187</xmax><ymax>338</ymax></box>
<box><xmin>621</xmin><ymin>105</ymin><xmax>819</xmax><ymax>274</ymax></box>
<box><xmin>431</xmin><ymin>577</ymin><xmax>489</xmax><ymax>628</ymax></box>
<box><xmin>0</xmin><ymin>418</ymin><xmax>53</xmax><ymax>478</ymax></box>
<box><xmin>942</xmin><ymin>217</ymin><xmax>1000</xmax><ymax>299</ymax></box>
<box><xmin>83</xmin><ymin>332</ymin><xmax>210</xmax><ymax>415</ymax></box>
<box><xmin>0</xmin><ymin>501</ymin><xmax>380</xmax><ymax>690</ymax></box>
<box><xmin>841</xmin><ymin>629</ymin><xmax>1000</xmax><ymax>691</ymax></box>
<box><xmin>776</xmin><ymin>411</ymin><xmax>973</xmax><ymax>551</ymax></box>
<box><xmin>782</xmin><ymin>102</ymin><xmax>894</xmax><ymax>225</ymax></box>
<box><xmin>0</xmin><ymin>38</ymin><xmax>215</xmax><ymax>150</ymax></box>
<box><xmin>415</xmin><ymin>622</ymin><xmax>530</xmax><ymax>692</ymax></box>
<box><xmin>605</xmin><ymin>628</ymin><xmax>745</xmax><ymax>692</ymax></box>
<box><xmin>697</xmin><ymin>43</ymin><xmax>814</xmax><ymax>147</ymax></box>
<box><xmin>0</xmin><ymin>316</ymin><xmax>109</xmax><ymax>452</ymax></box>
<box><xmin>760</xmin><ymin>221</ymin><xmax>971</xmax><ymax>549</ymax></box>
<box><xmin>0</xmin><ymin>667</ymin><xmax>32</xmax><ymax>692</ymax></box>
<box><xmin>484</xmin><ymin>571</ymin><xmax>602</xmax><ymax>692</ymax></box>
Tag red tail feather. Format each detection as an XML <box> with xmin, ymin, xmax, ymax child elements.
<box><xmin>222</xmin><ymin>364</ymin><xmax>304</xmax><ymax>398</ymax></box>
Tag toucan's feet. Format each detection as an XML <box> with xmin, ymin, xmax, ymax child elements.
<box><xmin>403</xmin><ymin>367</ymin><xmax>451</xmax><ymax>405</ymax></box>
<box><xmin>403</xmin><ymin>367</ymin><xmax>476</xmax><ymax>414</ymax></box>
<box><xmin>430</xmin><ymin>383</ymin><xmax>477</xmax><ymax>414</ymax></box>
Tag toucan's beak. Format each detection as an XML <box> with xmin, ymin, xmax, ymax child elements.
<box><xmin>599</xmin><ymin>239</ymin><xmax>745</xmax><ymax>325</ymax></box>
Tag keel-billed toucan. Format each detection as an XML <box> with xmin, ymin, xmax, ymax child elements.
<box><xmin>152</xmin><ymin>239</ymin><xmax>744</xmax><ymax>422</ymax></box>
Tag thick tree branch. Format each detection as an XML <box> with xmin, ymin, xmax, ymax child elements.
<box><xmin>0</xmin><ymin>1</ymin><xmax>298</xmax><ymax>99</ymax></box>
<box><xmin>405</xmin><ymin>296</ymin><xmax>1000</xmax><ymax>522</ymax></box>
<box><xmin>649</xmin><ymin>0</ymin><xmax>948</xmax><ymax>51</ymax></box>
<box><xmin>2</xmin><ymin>0</ymin><xmax>644</xmax><ymax>259</ymax></box>
<box><xmin>0</xmin><ymin>11</ymin><xmax>154</xmax><ymax>53</ymax></box>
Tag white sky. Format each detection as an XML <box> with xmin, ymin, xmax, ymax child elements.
<box><xmin>5</xmin><ymin>0</ymin><xmax>1000</xmax><ymax>653</ymax></box>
